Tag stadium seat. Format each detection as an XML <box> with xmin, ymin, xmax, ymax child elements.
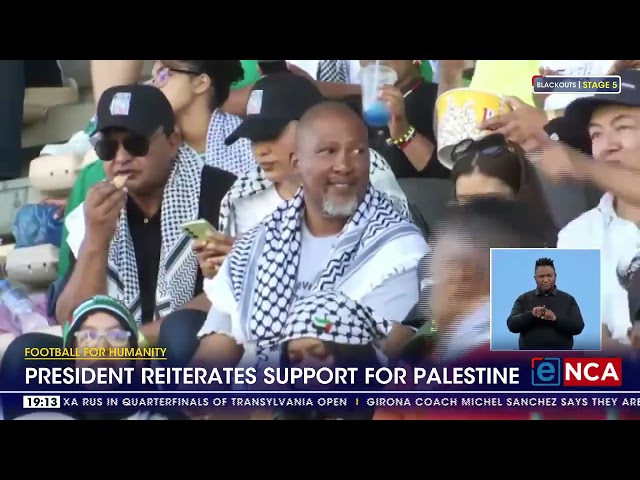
<box><xmin>28</xmin><ymin>152</ymin><xmax>83</xmax><ymax>193</ymax></box>
<box><xmin>23</xmin><ymin>78</ymin><xmax>79</xmax><ymax>126</ymax></box>
<box><xmin>23</xmin><ymin>104</ymin><xmax>48</xmax><ymax>126</ymax></box>
<box><xmin>24</xmin><ymin>78</ymin><xmax>79</xmax><ymax>110</ymax></box>
<box><xmin>5</xmin><ymin>244</ymin><xmax>59</xmax><ymax>288</ymax></box>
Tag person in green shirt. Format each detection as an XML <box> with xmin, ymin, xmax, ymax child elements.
<box><xmin>233</xmin><ymin>60</ymin><xmax>261</xmax><ymax>89</ymax></box>
<box><xmin>58</xmin><ymin>152</ymin><xmax>105</xmax><ymax>277</ymax></box>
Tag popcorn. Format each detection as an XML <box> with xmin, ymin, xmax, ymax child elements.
<box><xmin>435</xmin><ymin>91</ymin><xmax>510</xmax><ymax>169</ymax></box>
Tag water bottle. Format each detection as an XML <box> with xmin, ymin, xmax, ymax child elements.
<box><xmin>0</xmin><ymin>280</ymin><xmax>50</xmax><ymax>334</ymax></box>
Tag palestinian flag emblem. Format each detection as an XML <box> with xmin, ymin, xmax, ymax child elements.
<box><xmin>313</xmin><ymin>316</ymin><xmax>333</xmax><ymax>333</ymax></box>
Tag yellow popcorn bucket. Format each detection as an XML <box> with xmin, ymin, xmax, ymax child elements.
<box><xmin>435</xmin><ymin>89</ymin><xmax>512</xmax><ymax>170</ymax></box>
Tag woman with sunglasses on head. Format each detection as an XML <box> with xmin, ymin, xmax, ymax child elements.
<box><xmin>450</xmin><ymin>133</ymin><xmax>558</xmax><ymax>247</ymax></box>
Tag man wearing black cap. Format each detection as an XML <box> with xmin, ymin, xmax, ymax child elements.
<box><xmin>1</xmin><ymin>85</ymin><xmax>237</xmax><ymax>371</ymax></box>
<box><xmin>540</xmin><ymin>69</ymin><xmax>640</xmax><ymax>352</ymax></box>
<box><xmin>193</xmin><ymin>73</ymin><xmax>410</xmax><ymax>279</ymax></box>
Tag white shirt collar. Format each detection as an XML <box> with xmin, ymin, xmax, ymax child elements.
<box><xmin>597</xmin><ymin>192</ymin><xmax>617</xmax><ymax>226</ymax></box>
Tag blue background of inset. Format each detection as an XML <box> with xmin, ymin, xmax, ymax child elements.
<box><xmin>490</xmin><ymin>248</ymin><xmax>601</xmax><ymax>351</ymax></box>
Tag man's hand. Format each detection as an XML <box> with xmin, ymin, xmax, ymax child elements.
<box><xmin>542</xmin><ymin>309</ymin><xmax>556</xmax><ymax>321</ymax></box>
<box><xmin>192</xmin><ymin>233</ymin><xmax>235</xmax><ymax>278</ymax></box>
<box><xmin>532</xmin><ymin>306</ymin><xmax>546</xmax><ymax>318</ymax></box>
<box><xmin>608</xmin><ymin>60</ymin><xmax>640</xmax><ymax>75</ymax></box>
<box><xmin>480</xmin><ymin>96</ymin><xmax>549</xmax><ymax>152</ymax></box>
<box><xmin>84</xmin><ymin>182</ymin><xmax>126</xmax><ymax>247</ymax></box>
<box><xmin>378</xmin><ymin>85</ymin><xmax>410</xmax><ymax>139</ymax></box>
<box><xmin>531</xmin><ymin>141</ymin><xmax>586</xmax><ymax>183</ymax></box>
<box><xmin>41</xmin><ymin>198</ymin><xmax>68</xmax><ymax>220</ymax></box>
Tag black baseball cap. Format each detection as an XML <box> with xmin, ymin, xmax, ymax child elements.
<box><xmin>92</xmin><ymin>84</ymin><xmax>175</xmax><ymax>139</ymax></box>
<box><xmin>564</xmin><ymin>69</ymin><xmax>640</xmax><ymax>135</ymax></box>
<box><xmin>225</xmin><ymin>73</ymin><xmax>325</xmax><ymax>145</ymax></box>
<box><xmin>543</xmin><ymin>116</ymin><xmax>592</xmax><ymax>156</ymax></box>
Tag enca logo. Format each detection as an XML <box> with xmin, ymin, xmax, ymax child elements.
<box><xmin>531</xmin><ymin>357</ymin><xmax>622</xmax><ymax>387</ymax></box>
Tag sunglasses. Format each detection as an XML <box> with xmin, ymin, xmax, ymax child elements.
<box><xmin>451</xmin><ymin>135</ymin><xmax>515</xmax><ymax>165</ymax></box>
<box><xmin>94</xmin><ymin>133</ymin><xmax>151</xmax><ymax>161</ymax></box>
<box><xmin>152</xmin><ymin>66</ymin><xmax>201</xmax><ymax>88</ymax></box>
<box><xmin>74</xmin><ymin>329</ymin><xmax>131</xmax><ymax>347</ymax></box>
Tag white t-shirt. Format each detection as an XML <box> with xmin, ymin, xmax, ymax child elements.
<box><xmin>233</xmin><ymin>187</ymin><xmax>284</xmax><ymax>236</ymax></box>
<box><xmin>541</xmin><ymin>60</ymin><xmax>615</xmax><ymax>110</ymax></box>
<box><xmin>557</xmin><ymin>193</ymin><xmax>636</xmax><ymax>344</ymax></box>
<box><xmin>294</xmin><ymin>222</ymin><xmax>337</xmax><ymax>300</ymax></box>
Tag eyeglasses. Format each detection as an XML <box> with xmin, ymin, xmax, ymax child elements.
<box><xmin>451</xmin><ymin>134</ymin><xmax>515</xmax><ymax>165</ymax></box>
<box><xmin>94</xmin><ymin>133</ymin><xmax>151</xmax><ymax>161</ymax></box>
<box><xmin>152</xmin><ymin>66</ymin><xmax>201</xmax><ymax>88</ymax></box>
<box><xmin>74</xmin><ymin>329</ymin><xmax>131</xmax><ymax>346</ymax></box>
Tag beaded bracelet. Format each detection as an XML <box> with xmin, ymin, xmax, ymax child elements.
<box><xmin>399</xmin><ymin>132</ymin><xmax>417</xmax><ymax>150</ymax></box>
<box><xmin>387</xmin><ymin>125</ymin><xmax>417</xmax><ymax>149</ymax></box>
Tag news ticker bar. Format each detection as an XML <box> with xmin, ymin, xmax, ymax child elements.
<box><xmin>5</xmin><ymin>392</ymin><xmax>639</xmax><ymax>411</ymax></box>
<box><xmin>532</xmin><ymin>75</ymin><xmax>621</xmax><ymax>94</ymax></box>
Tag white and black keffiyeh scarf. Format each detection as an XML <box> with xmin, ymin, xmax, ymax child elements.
<box><xmin>280</xmin><ymin>290</ymin><xmax>391</xmax><ymax>346</ymax></box>
<box><xmin>317</xmin><ymin>60</ymin><xmax>349</xmax><ymax>84</ymax></box>
<box><xmin>106</xmin><ymin>149</ymin><xmax>202</xmax><ymax>324</ymax></box>
<box><xmin>218</xmin><ymin>148</ymin><xmax>410</xmax><ymax>236</ymax></box>
<box><xmin>179</xmin><ymin>109</ymin><xmax>255</xmax><ymax>177</ymax></box>
<box><xmin>225</xmin><ymin>184</ymin><xmax>417</xmax><ymax>354</ymax></box>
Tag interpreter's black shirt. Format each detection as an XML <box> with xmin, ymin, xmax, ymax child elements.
<box><xmin>506</xmin><ymin>288</ymin><xmax>585</xmax><ymax>350</ymax></box>
<box><xmin>66</xmin><ymin>165</ymin><xmax>236</xmax><ymax>322</ymax></box>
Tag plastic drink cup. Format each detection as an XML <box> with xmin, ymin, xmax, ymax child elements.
<box><xmin>360</xmin><ymin>64</ymin><xmax>398</xmax><ymax>127</ymax></box>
